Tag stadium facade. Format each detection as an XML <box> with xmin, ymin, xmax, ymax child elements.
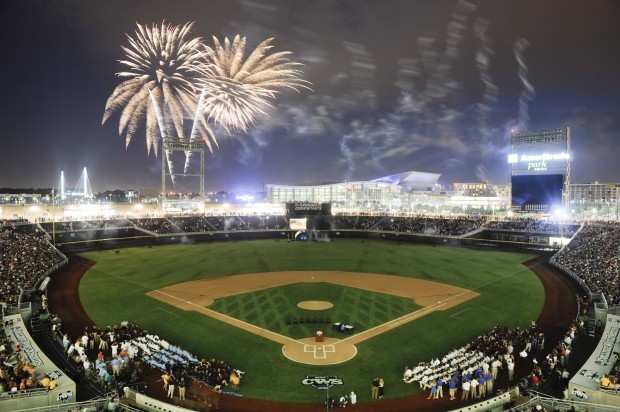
<box><xmin>1</xmin><ymin>179</ymin><xmax>618</xmax><ymax>219</ymax></box>
<box><xmin>266</xmin><ymin>171</ymin><xmax>515</xmax><ymax>213</ymax></box>
<box><xmin>266</xmin><ymin>171</ymin><xmax>441</xmax><ymax>211</ymax></box>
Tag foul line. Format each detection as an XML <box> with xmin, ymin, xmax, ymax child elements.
<box><xmin>151</xmin><ymin>307</ymin><xmax>180</xmax><ymax>319</ymax></box>
<box><xmin>74</xmin><ymin>261</ymin><xmax>300</xmax><ymax>346</ymax></box>
<box><xmin>76</xmin><ymin>258</ymin><xmax>540</xmax><ymax>352</ymax></box>
<box><xmin>450</xmin><ymin>307</ymin><xmax>470</xmax><ymax>319</ymax></box>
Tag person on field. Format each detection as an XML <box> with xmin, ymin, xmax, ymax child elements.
<box><xmin>162</xmin><ymin>371</ymin><xmax>170</xmax><ymax>391</ymax></box>
<box><xmin>371</xmin><ymin>377</ymin><xmax>379</xmax><ymax>400</ymax></box>
<box><xmin>167</xmin><ymin>374</ymin><xmax>176</xmax><ymax>398</ymax></box>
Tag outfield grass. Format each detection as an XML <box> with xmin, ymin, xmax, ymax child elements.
<box><xmin>209</xmin><ymin>282</ymin><xmax>422</xmax><ymax>339</ymax></box>
<box><xmin>79</xmin><ymin>239</ymin><xmax>544</xmax><ymax>404</ymax></box>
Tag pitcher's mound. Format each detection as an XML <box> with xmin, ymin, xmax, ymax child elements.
<box><xmin>297</xmin><ymin>301</ymin><xmax>334</xmax><ymax>310</ymax></box>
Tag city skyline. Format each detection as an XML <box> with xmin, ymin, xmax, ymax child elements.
<box><xmin>1</xmin><ymin>0</ymin><xmax>619</xmax><ymax>193</ymax></box>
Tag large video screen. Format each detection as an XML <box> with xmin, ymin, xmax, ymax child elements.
<box><xmin>289</xmin><ymin>218</ymin><xmax>307</xmax><ymax>230</ymax></box>
<box><xmin>511</xmin><ymin>174</ymin><xmax>564</xmax><ymax>211</ymax></box>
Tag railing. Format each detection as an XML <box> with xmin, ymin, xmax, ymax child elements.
<box><xmin>608</xmin><ymin>305</ymin><xmax>620</xmax><ymax>316</ymax></box>
<box><xmin>11</xmin><ymin>394</ymin><xmax>130</xmax><ymax>412</ymax></box>
<box><xmin>123</xmin><ymin>387</ymin><xmax>202</xmax><ymax>412</ymax></box>
<box><xmin>0</xmin><ymin>387</ymin><xmax>49</xmax><ymax>401</ymax></box>
<box><xmin>510</xmin><ymin>391</ymin><xmax>620</xmax><ymax>412</ymax></box>
<box><xmin>2</xmin><ymin>301</ymin><xmax>31</xmax><ymax>317</ymax></box>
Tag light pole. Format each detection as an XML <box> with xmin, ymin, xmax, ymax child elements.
<box><xmin>51</xmin><ymin>188</ymin><xmax>56</xmax><ymax>246</ymax></box>
<box><xmin>607</xmin><ymin>202</ymin><xmax>610</xmax><ymax>221</ymax></box>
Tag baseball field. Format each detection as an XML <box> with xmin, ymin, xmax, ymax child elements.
<box><xmin>77</xmin><ymin>239</ymin><xmax>544</xmax><ymax>404</ymax></box>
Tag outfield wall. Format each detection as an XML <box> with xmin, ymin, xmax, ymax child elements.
<box><xmin>52</xmin><ymin>227</ymin><xmax>557</xmax><ymax>254</ymax></box>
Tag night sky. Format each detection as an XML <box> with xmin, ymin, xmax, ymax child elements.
<box><xmin>2</xmin><ymin>0</ymin><xmax>619</xmax><ymax>193</ymax></box>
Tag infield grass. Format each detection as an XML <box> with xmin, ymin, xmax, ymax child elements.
<box><xmin>79</xmin><ymin>239</ymin><xmax>544</xmax><ymax>404</ymax></box>
<box><xmin>209</xmin><ymin>282</ymin><xmax>422</xmax><ymax>339</ymax></box>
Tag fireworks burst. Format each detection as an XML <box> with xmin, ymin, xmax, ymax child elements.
<box><xmin>102</xmin><ymin>21</ymin><xmax>217</xmax><ymax>156</ymax></box>
<box><xmin>104</xmin><ymin>23</ymin><xmax>312</xmax><ymax>179</ymax></box>
<box><xmin>201</xmin><ymin>35</ymin><xmax>312</xmax><ymax>132</ymax></box>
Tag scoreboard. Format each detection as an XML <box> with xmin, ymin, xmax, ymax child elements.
<box><xmin>285</xmin><ymin>202</ymin><xmax>331</xmax><ymax>218</ymax></box>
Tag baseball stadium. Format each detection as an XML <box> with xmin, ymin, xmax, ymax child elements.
<box><xmin>1</xmin><ymin>198</ymin><xmax>620</xmax><ymax>411</ymax></box>
<box><xmin>1</xmin><ymin>4</ymin><xmax>620</xmax><ymax>412</ymax></box>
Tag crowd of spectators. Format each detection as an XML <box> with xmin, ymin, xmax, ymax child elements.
<box><xmin>332</xmin><ymin>215</ymin><xmax>383</xmax><ymax>230</ymax></box>
<box><xmin>531</xmin><ymin>321</ymin><xmax>580</xmax><ymax>393</ymax></box>
<box><xmin>332</xmin><ymin>214</ymin><xmax>487</xmax><ymax>236</ymax></box>
<box><xmin>120</xmin><ymin>322</ymin><xmax>240</xmax><ymax>391</ymax></box>
<box><xmin>39</xmin><ymin>219</ymin><xmax>133</xmax><ymax>233</ymax></box>
<box><xmin>131</xmin><ymin>218</ymin><xmax>175</xmax><ymax>234</ymax></box>
<box><xmin>0</xmin><ymin>219</ymin><xmax>29</xmax><ymax>226</ymax></box>
<box><xmin>35</xmin><ymin>214</ymin><xmax>589</xmax><ymax>240</ymax></box>
<box><xmin>0</xmin><ymin>224</ymin><xmax>65</xmax><ymax>305</ymax></box>
<box><xmin>133</xmin><ymin>215</ymin><xmax>289</xmax><ymax>234</ymax></box>
<box><xmin>553</xmin><ymin>224</ymin><xmax>620</xmax><ymax>305</ymax></box>
<box><xmin>0</xmin><ymin>221</ymin><xmax>240</xmax><ymax>402</ymax></box>
<box><xmin>2</xmin><ymin>215</ymin><xmax>619</xmax><ymax>405</ymax></box>
<box><xmin>167</xmin><ymin>217</ymin><xmax>213</xmax><ymax>233</ymax></box>
<box><xmin>486</xmin><ymin>218</ymin><xmax>580</xmax><ymax>236</ymax></box>
<box><xmin>373</xmin><ymin>215</ymin><xmax>487</xmax><ymax>236</ymax></box>
<box><xmin>404</xmin><ymin>324</ymin><xmax>544</xmax><ymax>401</ymax></box>
<box><xmin>53</xmin><ymin>320</ymin><xmax>241</xmax><ymax>401</ymax></box>
<box><xmin>0</xmin><ymin>319</ymin><xmax>60</xmax><ymax>397</ymax></box>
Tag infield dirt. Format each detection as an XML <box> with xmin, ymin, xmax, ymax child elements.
<box><xmin>147</xmin><ymin>271</ymin><xmax>478</xmax><ymax>365</ymax></box>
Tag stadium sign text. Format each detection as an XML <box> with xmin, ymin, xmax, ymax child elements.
<box><xmin>57</xmin><ymin>390</ymin><xmax>74</xmax><ymax>403</ymax></box>
<box><xmin>293</xmin><ymin>202</ymin><xmax>322</xmax><ymax>212</ymax></box>
<box><xmin>11</xmin><ymin>326</ymin><xmax>44</xmax><ymax>366</ymax></box>
<box><xmin>302</xmin><ymin>376</ymin><xmax>344</xmax><ymax>389</ymax></box>
<box><xmin>507</xmin><ymin>152</ymin><xmax>570</xmax><ymax>164</ymax></box>
<box><xmin>527</xmin><ymin>161</ymin><xmax>547</xmax><ymax>171</ymax></box>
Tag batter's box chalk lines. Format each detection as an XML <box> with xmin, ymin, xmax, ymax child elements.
<box><xmin>322</xmin><ymin>344</ymin><xmax>335</xmax><ymax>354</ymax></box>
<box><xmin>304</xmin><ymin>344</ymin><xmax>316</xmax><ymax>353</ymax></box>
<box><xmin>151</xmin><ymin>307</ymin><xmax>181</xmax><ymax>319</ymax></box>
<box><xmin>303</xmin><ymin>344</ymin><xmax>336</xmax><ymax>359</ymax></box>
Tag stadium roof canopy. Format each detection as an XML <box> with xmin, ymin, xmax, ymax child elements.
<box><xmin>371</xmin><ymin>171</ymin><xmax>441</xmax><ymax>190</ymax></box>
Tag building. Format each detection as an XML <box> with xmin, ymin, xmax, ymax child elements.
<box><xmin>266</xmin><ymin>171</ymin><xmax>441</xmax><ymax>211</ymax></box>
<box><xmin>568</xmin><ymin>182</ymin><xmax>620</xmax><ymax>220</ymax></box>
<box><xmin>448</xmin><ymin>183</ymin><xmax>511</xmax><ymax>212</ymax></box>
<box><xmin>569</xmin><ymin>183</ymin><xmax>620</xmax><ymax>204</ymax></box>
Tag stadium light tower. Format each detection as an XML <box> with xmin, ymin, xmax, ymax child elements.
<box><xmin>161</xmin><ymin>139</ymin><xmax>205</xmax><ymax>210</ymax></box>
<box><xmin>75</xmin><ymin>167</ymin><xmax>94</xmax><ymax>201</ymax></box>
<box><xmin>60</xmin><ymin>171</ymin><xmax>66</xmax><ymax>202</ymax></box>
<box><xmin>148</xmin><ymin>89</ymin><xmax>206</xmax><ymax>211</ymax></box>
<box><xmin>84</xmin><ymin>167</ymin><xmax>88</xmax><ymax>199</ymax></box>
<box><xmin>509</xmin><ymin>127</ymin><xmax>571</xmax><ymax>212</ymax></box>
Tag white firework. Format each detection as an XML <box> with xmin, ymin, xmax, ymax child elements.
<box><xmin>201</xmin><ymin>35</ymin><xmax>312</xmax><ymax>132</ymax></box>
<box><xmin>102</xmin><ymin>21</ymin><xmax>218</xmax><ymax>157</ymax></box>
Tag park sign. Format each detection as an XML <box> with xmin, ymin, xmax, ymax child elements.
<box><xmin>302</xmin><ymin>376</ymin><xmax>343</xmax><ymax>389</ymax></box>
<box><xmin>507</xmin><ymin>152</ymin><xmax>570</xmax><ymax>163</ymax></box>
<box><xmin>507</xmin><ymin>152</ymin><xmax>570</xmax><ymax>171</ymax></box>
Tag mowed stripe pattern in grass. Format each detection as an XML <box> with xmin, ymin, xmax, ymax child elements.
<box><xmin>209</xmin><ymin>282</ymin><xmax>422</xmax><ymax>339</ymax></box>
<box><xmin>79</xmin><ymin>239</ymin><xmax>544</xmax><ymax>403</ymax></box>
